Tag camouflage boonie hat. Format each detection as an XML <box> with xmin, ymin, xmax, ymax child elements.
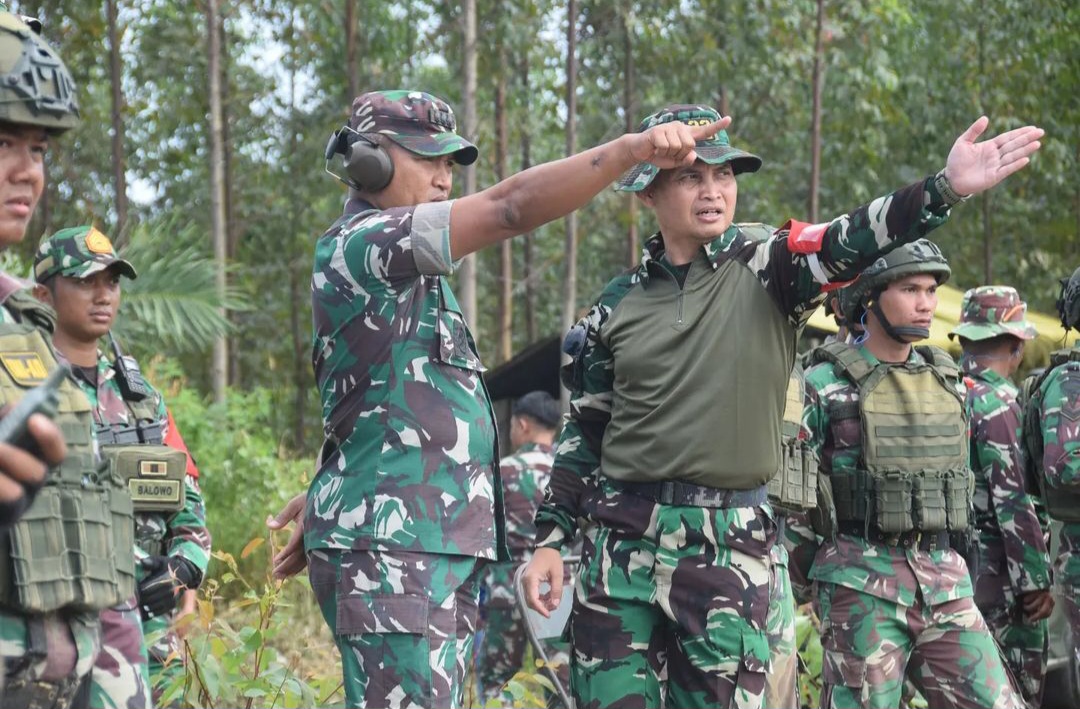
<box><xmin>34</xmin><ymin>226</ymin><xmax>136</xmax><ymax>283</ymax></box>
<box><xmin>1057</xmin><ymin>265</ymin><xmax>1080</xmax><ymax>331</ymax></box>
<box><xmin>614</xmin><ymin>104</ymin><xmax>761</xmax><ymax>192</ymax></box>
<box><xmin>949</xmin><ymin>286</ymin><xmax>1037</xmax><ymax>342</ymax></box>
<box><xmin>349</xmin><ymin>90</ymin><xmax>478</xmax><ymax>165</ymax></box>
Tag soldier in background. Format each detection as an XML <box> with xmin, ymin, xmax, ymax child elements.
<box><xmin>476</xmin><ymin>391</ymin><xmax>562</xmax><ymax>703</ymax></box>
<box><xmin>32</xmin><ymin>226</ymin><xmax>211</xmax><ymax>708</ymax></box>
<box><xmin>1021</xmin><ymin>266</ymin><xmax>1080</xmax><ymax>697</ymax></box>
<box><xmin>950</xmin><ymin>285</ymin><xmax>1054</xmax><ymax>707</ymax></box>
<box><xmin>0</xmin><ymin>10</ymin><xmax>139</xmax><ymax>708</ymax></box>
<box><xmin>798</xmin><ymin>242</ymin><xmax>1024</xmax><ymax>709</ymax></box>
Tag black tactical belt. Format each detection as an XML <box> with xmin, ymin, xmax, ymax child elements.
<box><xmin>837</xmin><ymin>522</ymin><xmax>952</xmax><ymax>553</ymax></box>
<box><xmin>607</xmin><ymin>479</ymin><xmax>769</xmax><ymax>509</ymax></box>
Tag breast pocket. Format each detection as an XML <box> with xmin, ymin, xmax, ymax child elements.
<box><xmin>437</xmin><ymin>282</ymin><xmax>486</xmax><ymax>372</ymax></box>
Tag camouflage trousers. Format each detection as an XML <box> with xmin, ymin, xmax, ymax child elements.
<box><xmin>975</xmin><ymin>573</ymin><xmax>1048</xmax><ymax>708</ymax></box>
<box><xmin>144</xmin><ymin>612</ymin><xmax>184</xmax><ymax>706</ymax></box>
<box><xmin>0</xmin><ymin>608</ymin><xmax>100</xmax><ymax>709</ymax></box>
<box><xmin>818</xmin><ymin>582</ymin><xmax>1025</xmax><ymax>709</ymax></box>
<box><xmin>765</xmin><ymin>542</ymin><xmax>799</xmax><ymax>709</ymax></box>
<box><xmin>477</xmin><ymin>559</ymin><xmax>571</xmax><ymax>703</ymax></box>
<box><xmin>569</xmin><ymin>483</ymin><xmax>775</xmax><ymax>709</ymax></box>
<box><xmin>309</xmin><ymin>548</ymin><xmax>484</xmax><ymax>709</ymax></box>
<box><xmin>88</xmin><ymin>598</ymin><xmax>152</xmax><ymax>709</ymax></box>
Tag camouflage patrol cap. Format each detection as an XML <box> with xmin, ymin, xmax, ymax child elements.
<box><xmin>0</xmin><ymin>11</ymin><xmax>80</xmax><ymax>133</ymax></box>
<box><xmin>1057</xmin><ymin>265</ymin><xmax>1080</xmax><ymax>331</ymax></box>
<box><xmin>350</xmin><ymin>90</ymin><xmax>478</xmax><ymax>165</ymax></box>
<box><xmin>948</xmin><ymin>286</ymin><xmax>1037</xmax><ymax>342</ymax></box>
<box><xmin>614</xmin><ymin>104</ymin><xmax>761</xmax><ymax>192</ymax></box>
<box><xmin>33</xmin><ymin>226</ymin><xmax>136</xmax><ymax>283</ymax></box>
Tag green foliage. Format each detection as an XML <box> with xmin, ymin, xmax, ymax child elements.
<box><xmin>159</xmin><ymin>544</ymin><xmax>344</xmax><ymax>708</ymax></box>
<box><xmin>150</xmin><ymin>359</ymin><xmax>312</xmax><ymax>584</ymax></box>
<box><xmin>117</xmin><ymin>214</ymin><xmax>248</xmax><ymax>355</ymax></box>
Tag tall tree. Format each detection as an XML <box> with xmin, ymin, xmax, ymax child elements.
<box><xmin>494</xmin><ymin>16</ymin><xmax>512</xmax><ymax>363</ymax></box>
<box><xmin>206</xmin><ymin>0</ymin><xmax>228</xmax><ymax>402</ymax></box>
<box><xmin>345</xmin><ymin>0</ymin><xmax>358</xmax><ymax>102</ymax></box>
<box><xmin>105</xmin><ymin>0</ymin><xmax>128</xmax><ymax>241</ymax></box>
<box><xmin>560</xmin><ymin>0</ymin><xmax>578</xmax><ymax>406</ymax></box>
<box><xmin>459</xmin><ymin>0</ymin><xmax>478</xmax><ymax>326</ymax></box>
<box><xmin>519</xmin><ymin>49</ymin><xmax>537</xmax><ymax>344</ymax></box>
<box><xmin>622</xmin><ymin>1</ymin><xmax>637</xmax><ymax>268</ymax></box>
<box><xmin>808</xmin><ymin>0</ymin><xmax>826</xmax><ymax>223</ymax></box>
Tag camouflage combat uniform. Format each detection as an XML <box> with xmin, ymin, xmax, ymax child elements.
<box><xmin>799</xmin><ymin>341</ymin><xmax>1024</xmax><ymax>709</ymax></box>
<box><xmin>0</xmin><ymin>13</ymin><xmax>136</xmax><ymax>709</ymax></box>
<box><xmin>31</xmin><ymin>225</ymin><xmax>212</xmax><ymax>709</ymax></box>
<box><xmin>308</xmin><ymin>90</ymin><xmax>505</xmax><ymax>709</ymax></box>
<box><xmin>534</xmin><ymin>104</ymin><xmax>966</xmax><ymax>709</ymax></box>
<box><xmin>950</xmin><ymin>286</ymin><xmax>1050</xmax><ymax>707</ymax></box>
<box><xmin>1027</xmin><ymin>345</ymin><xmax>1080</xmax><ymax>678</ymax></box>
<box><xmin>477</xmin><ymin>442</ymin><xmax>563</xmax><ymax>702</ymax></box>
<box><xmin>72</xmin><ymin>354</ymin><xmax>210</xmax><ymax>709</ymax></box>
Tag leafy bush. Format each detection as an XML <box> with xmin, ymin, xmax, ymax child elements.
<box><xmin>148</xmin><ymin>359</ymin><xmax>312</xmax><ymax>587</ymax></box>
<box><xmin>158</xmin><ymin>539</ymin><xmax>344</xmax><ymax>708</ymax></box>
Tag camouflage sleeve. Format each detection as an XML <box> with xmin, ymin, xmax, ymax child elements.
<box><xmin>802</xmin><ymin>371</ymin><xmax>829</xmax><ymax>463</ymax></box>
<box><xmin>782</xmin><ymin>512</ymin><xmax>818</xmax><ymax>605</ymax></box>
<box><xmin>340</xmin><ymin>201</ymin><xmax>456</xmax><ymax>289</ymax></box>
<box><xmin>1040</xmin><ymin>363</ymin><xmax>1080</xmax><ymax>489</ymax></box>
<box><xmin>499</xmin><ymin>455</ymin><xmax>531</xmax><ymax>550</ymax></box>
<box><xmin>160</xmin><ymin>397</ymin><xmax>211</xmax><ymax>575</ymax></box>
<box><xmin>752</xmin><ymin>176</ymin><xmax>955</xmax><ymax>326</ymax></box>
<box><xmin>534</xmin><ymin>303</ymin><xmax>615</xmax><ymax>550</ymax></box>
<box><xmin>782</xmin><ymin>373</ymin><xmax>830</xmax><ymax>601</ymax></box>
<box><xmin>973</xmin><ymin>395</ymin><xmax>1052</xmax><ymax>594</ymax></box>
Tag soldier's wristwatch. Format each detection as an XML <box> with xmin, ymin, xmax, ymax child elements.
<box><xmin>934</xmin><ymin>169</ymin><xmax>970</xmax><ymax>206</ymax></box>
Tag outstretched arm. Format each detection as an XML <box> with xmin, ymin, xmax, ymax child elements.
<box><xmin>449</xmin><ymin>117</ymin><xmax>730</xmax><ymax>259</ymax></box>
<box><xmin>944</xmin><ymin>117</ymin><xmax>1043</xmax><ymax>197</ymax></box>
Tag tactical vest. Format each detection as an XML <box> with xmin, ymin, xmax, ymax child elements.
<box><xmin>768</xmin><ymin>365</ymin><xmax>819</xmax><ymax>512</ymax></box>
<box><xmin>96</xmin><ymin>384</ymin><xmax>186</xmax><ymax>516</ymax></box>
<box><xmin>0</xmin><ymin>291</ymin><xmax>135</xmax><ymax>613</ymax></box>
<box><xmin>1021</xmin><ymin>347</ymin><xmax>1080</xmax><ymax>522</ymax></box>
<box><xmin>809</xmin><ymin>342</ymin><xmax>972</xmax><ymax>536</ymax></box>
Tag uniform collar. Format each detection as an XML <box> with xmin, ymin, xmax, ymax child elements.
<box><xmin>343</xmin><ymin>195</ymin><xmax>377</xmax><ymax>216</ymax></box>
<box><xmin>638</xmin><ymin>224</ymin><xmax>743</xmax><ymax>284</ymax></box>
<box><xmin>960</xmin><ymin>356</ymin><xmax>1011</xmax><ymax>387</ymax></box>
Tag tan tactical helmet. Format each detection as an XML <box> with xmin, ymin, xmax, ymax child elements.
<box><xmin>0</xmin><ymin>10</ymin><xmax>80</xmax><ymax>133</ymax></box>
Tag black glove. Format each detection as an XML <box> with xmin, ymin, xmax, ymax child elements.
<box><xmin>137</xmin><ymin>555</ymin><xmax>201</xmax><ymax>621</ymax></box>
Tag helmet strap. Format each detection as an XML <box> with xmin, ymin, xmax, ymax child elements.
<box><xmin>869</xmin><ymin>298</ymin><xmax>929</xmax><ymax>343</ymax></box>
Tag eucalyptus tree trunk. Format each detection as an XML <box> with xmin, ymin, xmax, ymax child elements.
<box><xmin>106</xmin><ymin>0</ymin><xmax>128</xmax><ymax>241</ymax></box>
<box><xmin>495</xmin><ymin>32</ymin><xmax>513</xmax><ymax>363</ymax></box>
<box><xmin>520</xmin><ymin>50</ymin><xmax>537</xmax><ymax>343</ymax></box>
<box><xmin>459</xmin><ymin>0</ymin><xmax>478</xmax><ymax>326</ymax></box>
<box><xmin>207</xmin><ymin>0</ymin><xmax>228</xmax><ymax>402</ymax></box>
<box><xmin>560</xmin><ymin>0</ymin><xmax>578</xmax><ymax>409</ymax></box>
<box><xmin>623</xmin><ymin>2</ymin><xmax>638</xmax><ymax>268</ymax></box>
<box><xmin>808</xmin><ymin>0</ymin><xmax>825</xmax><ymax>223</ymax></box>
<box><xmin>345</xmin><ymin>0</ymin><xmax>358</xmax><ymax>101</ymax></box>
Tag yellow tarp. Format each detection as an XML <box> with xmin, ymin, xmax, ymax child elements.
<box><xmin>805</xmin><ymin>284</ymin><xmax>1078</xmax><ymax>371</ymax></box>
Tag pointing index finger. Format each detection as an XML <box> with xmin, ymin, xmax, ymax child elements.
<box><xmin>689</xmin><ymin>116</ymin><xmax>731</xmax><ymax>142</ymax></box>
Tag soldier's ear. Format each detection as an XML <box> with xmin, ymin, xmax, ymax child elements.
<box><xmin>31</xmin><ymin>283</ymin><xmax>52</xmax><ymax>306</ymax></box>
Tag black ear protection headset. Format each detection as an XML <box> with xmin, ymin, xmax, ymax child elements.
<box><xmin>324</xmin><ymin>126</ymin><xmax>395</xmax><ymax>192</ymax></box>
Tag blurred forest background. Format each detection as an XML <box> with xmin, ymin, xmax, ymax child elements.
<box><xmin>3</xmin><ymin>1</ymin><xmax>1077</xmax><ymax>703</ymax></box>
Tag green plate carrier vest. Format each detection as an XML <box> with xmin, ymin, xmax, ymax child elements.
<box><xmin>0</xmin><ymin>291</ymin><xmax>135</xmax><ymax>613</ymax></box>
<box><xmin>809</xmin><ymin>342</ymin><xmax>972</xmax><ymax>536</ymax></box>
<box><xmin>1021</xmin><ymin>346</ymin><xmax>1080</xmax><ymax>522</ymax></box>
<box><xmin>769</xmin><ymin>365</ymin><xmax>819</xmax><ymax>512</ymax></box>
<box><xmin>97</xmin><ymin>391</ymin><xmax>187</xmax><ymax>515</ymax></box>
